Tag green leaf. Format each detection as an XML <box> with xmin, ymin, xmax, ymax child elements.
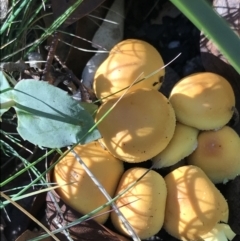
<box><xmin>12</xmin><ymin>79</ymin><xmax>100</xmax><ymax>148</ymax></box>
<box><xmin>170</xmin><ymin>0</ymin><xmax>240</xmax><ymax>74</ymax></box>
<box><xmin>79</xmin><ymin>102</ymin><xmax>99</xmax><ymax>118</ymax></box>
<box><xmin>0</xmin><ymin>71</ymin><xmax>14</xmax><ymax>117</ymax></box>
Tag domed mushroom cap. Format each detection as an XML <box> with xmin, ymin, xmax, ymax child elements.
<box><xmin>53</xmin><ymin>141</ymin><xmax>124</xmax><ymax>224</ymax></box>
<box><xmin>95</xmin><ymin>88</ymin><xmax>176</xmax><ymax>163</ymax></box>
<box><xmin>111</xmin><ymin>167</ymin><xmax>167</xmax><ymax>239</ymax></box>
<box><xmin>152</xmin><ymin>122</ymin><xmax>199</xmax><ymax>168</ymax></box>
<box><xmin>93</xmin><ymin>39</ymin><xmax>165</xmax><ymax>101</ymax></box>
<box><xmin>187</xmin><ymin>126</ymin><xmax>240</xmax><ymax>184</ymax></box>
<box><xmin>164</xmin><ymin>165</ymin><xmax>229</xmax><ymax>241</ymax></box>
<box><xmin>169</xmin><ymin>72</ymin><xmax>235</xmax><ymax>130</ymax></box>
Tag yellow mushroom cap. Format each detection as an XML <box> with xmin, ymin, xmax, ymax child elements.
<box><xmin>169</xmin><ymin>72</ymin><xmax>235</xmax><ymax>130</ymax></box>
<box><xmin>93</xmin><ymin>39</ymin><xmax>165</xmax><ymax>101</ymax></box>
<box><xmin>95</xmin><ymin>88</ymin><xmax>176</xmax><ymax>163</ymax></box>
<box><xmin>53</xmin><ymin>141</ymin><xmax>124</xmax><ymax>224</ymax></box>
<box><xmin>187</xmin><ymin>126</ymin><xmax>240</xmax><ymax>184</ymax></box>
<box><xmin>164</xmin><ymin>165</ymin><xmax>229</xmax><ymax>241</ymax></box>
<box><xmin>111</xmin><ymin>167</ymin><xmax>167</xmax><ymax>239</ymax></box>
<box><xmin>152</xmin><ymin>122</ymin><xmax>199</xmax><ymax>168</ymax></box>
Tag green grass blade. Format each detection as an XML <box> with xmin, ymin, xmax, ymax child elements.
<box><xmin>170</xmin><ymin>0</ymin><xmax>240</xmax><ymax>74</ymax></box>
<box><xmin>25</xmin><ymin>0</ymin><xmax>84</xmax><ymax>56</ymax></box>
<box><xmin>28</xmin><ymin>168</ymin><xmax>152</xmax><ymax>241</ymax></box>
<box><xmin>0</xmin><ymin>149</ymin><xmax>55</xmax><ymax>188</ymax></box>
<box><xmin>0</xmin><ymin>0</ymin><xmax>33</xmax><ymax>35</ymax></box>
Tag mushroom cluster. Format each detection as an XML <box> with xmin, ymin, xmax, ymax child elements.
<box><xmin>53</xmin><ymin>39</ymin><xmax>239</xmax><ymax>241</ymax></box>
<box><xmin>154</xmin><ymin>72</ymin><xmax>240</xmax><ymax>183</ymax></box>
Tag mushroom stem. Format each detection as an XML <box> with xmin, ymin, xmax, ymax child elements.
<box><xmin>231</xmin><ymin>106</ymin><xmax>239</xmax><ymax>127</ymax></box>
<box><xmin>200</xmin><ymin>223</ymin><xmax>236</xmax><ymax>241</ymax></box>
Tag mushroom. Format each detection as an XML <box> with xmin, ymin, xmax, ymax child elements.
<box><xmin>111</xmin><ymin>167</ymin><xmax>167</xmax><ymax>239</ymax></box>
<box><xmin>152</xmin><ymin>122</ymin><xmax>199</xmax><ymax>168</ymax></box>
<box><xmin>53</xmin><ymin>141</ymin><xmax>124</xmax><ymax>224</ymax></box>
<box><xmin>187</xmin><ymin>125</ymin><xmax>240</xmax><ymax>184</ymax></box>
<box><xmin>200</xmin><ymin>223</ymin><xmax>236</xmax><ymax>241</ymax></box>
<box><xmin>95</xmin><ymin>88</ymin><xmax>176</xmax><ymax>163</ymax></box>
<box><xmin>93</xmin><ymin>39</ymin><xmax>165</xmax><ymax>101</ymax></box>
<box><xmin>164</xmin><ymin>165</ymin><xmax>230</xmax><ymax>241</ymax></box>
<box><xmin>169</xmin><ymin>72</ymin><xmax>235</xmax><ymax>130</ymax></box>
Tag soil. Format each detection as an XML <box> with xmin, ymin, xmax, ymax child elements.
<box><xmin>1</xmin><ymin>0</ymin><xmax>240</xmax><ymax>241</ymax></box>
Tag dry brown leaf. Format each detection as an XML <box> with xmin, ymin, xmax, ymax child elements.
<box><xmin>151</xmin><ymin>1</ymin><xmax>181</xmax><ymax>25</ymax></box>
<box><xmin>45</xmin><ymin>163</ymin><xmax>130</xmax><ymax>241</ymax></box>
<box><xmin>51</xmin><ymin>0</ymin><xmax>107</xmax><ymax>27</ymax></box>
<box><xmin>45</xmin><ymin>190</ymin><xmax>130</xmax><ymax>241</ymax></box>
<box><xmin>15</xmin><ymin>230</ymin><xmax>53</xmax><ymax>241</ymax></box>
<box><xmin>44</xmin><ymin>1</ymin><xmax>113</xmax><ymax>77</ymax></box>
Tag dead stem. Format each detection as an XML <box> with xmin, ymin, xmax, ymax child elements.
<box><xmin>42</xmin><ymin>32</ymin><xmax>59</xmax><ymax>84</ymax></box>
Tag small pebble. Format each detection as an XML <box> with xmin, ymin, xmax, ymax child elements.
<box><xmin>168</xmin><ymin>40</ymin><xmax>180</xmax><ymax>49</ymax></box>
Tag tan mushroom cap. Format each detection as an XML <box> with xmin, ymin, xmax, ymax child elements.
<box><xmin>169</xmin><ymin>72</ymin><xmax>235</xmax><ymax>130</ymax></box>
<box><xmin>93</xmin><ymin>39</ymin><xmax>165</xmax><ymax>101</ymax></box>
<box><xmin>164</xmin><ymin>165</ymin><xmax>229</xmax><ymax>241</ymax></box>
<box><xmin>111</xmin><ymin>167</ymin><xmax>167</xmax><ymax>239</ymax></box>
<box><xmin>53</xmin><ymin>141</ymin><xmax>124</xmax><ymax>224</ymax></box>
<box><xmin>152</xmin><ymin>122</ymin><xmax>199</xmax><ymax>168</ymax></box>
<box><xmin>95</xmin><ymin>88</ymin><xmax>176</xmax><ymax>163</ymax></box>
<box><xmin>187</xmin><ymin>126</ymin><xmax>240</xmax><ymax>184</ymax></box>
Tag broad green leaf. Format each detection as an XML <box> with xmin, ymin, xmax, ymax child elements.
<box><xmin>12</xmin><ymin>79</ymin><xmax>100</xmax><ymax>148</ymax></box>
<box><xmin>0</xmin><ymin>71</ymin><xmax>14</xmax><ymax>117</ymax></box>
<box><xmin>79</xmin><ymin>102</ymin><xmax>98</xmax><ymax>118</ymax></box>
